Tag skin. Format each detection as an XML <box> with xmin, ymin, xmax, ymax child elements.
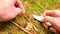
<box><xmin>0</xmin><ymin>0</ymin><xmax>25</xmax><ymax>22</ymax></box>
<box><xmin>0</xmin><ymin>0</ymin><xmax>60</xmax><ymax>34</ymax></box>
<box><xmin>42</xmin><ymin>10</ymin><xmax>60</xmax><ymax>34</ymax></box>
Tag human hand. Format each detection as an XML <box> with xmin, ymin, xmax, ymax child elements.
<box><xmin>0</xmin><ymin>0</ymin><xmax>25</xmax><ymax>22</ymax></box>
<box><xmin>41</xmin><ymin>10</ymin><xmax>60</xmax><ymax>34</ymax></box>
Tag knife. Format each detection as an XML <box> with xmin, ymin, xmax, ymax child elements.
<box><xmin>33</xmin><ymin>14</ymin><xmax>52</xmax><ymax>26</ymax></box>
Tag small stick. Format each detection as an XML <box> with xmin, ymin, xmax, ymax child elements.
<box><xmin>11</xmin><ymin>21</ymin><xmax>32</xmax><ymax>34</ymax></box>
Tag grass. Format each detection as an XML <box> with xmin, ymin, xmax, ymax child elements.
<box><xmin>0</xmin><ymin>0</ymin><xmax>60</xmax><ymax>34</ymax></box>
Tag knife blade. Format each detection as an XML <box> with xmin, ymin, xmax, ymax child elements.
<box><xmin>33</xmin><ymin>14</ymin><xmax>52</xmax><ymax>26</ymax></box>
<box><xmin>33</xmin><ymin>15</ymin><xmax>44</xmax><ymax>21</ymax></box>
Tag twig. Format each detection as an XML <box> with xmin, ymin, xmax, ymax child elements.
<box><xmin>11</xmin><ymin>21</ymin><xmax>32</xmax><ymax>34</ymax></box>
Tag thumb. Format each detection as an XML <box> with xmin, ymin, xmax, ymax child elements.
<box><xmin>14</xmin><ymin>8</ymin><xmax>21</xmax><ymax>15</ymax></box>
<box><xmin>16</xmin><ymin>0</ymin><xmax>25</xmax><ymax>14</ymax></box>
<box><xmin>44</xmin><ymin>16</ymin><xmax>55</xmax><ymax>24</ymax></box>
<box><xmin>44</xmin><ymin>16</ymin><xmax>60</xmax><ymax>31</ymax></box>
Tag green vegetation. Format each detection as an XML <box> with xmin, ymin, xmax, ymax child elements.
<box><xmin>0</xmin><ymin>0</ymin><xmax>60</xmax><ymax>34</ymax></box>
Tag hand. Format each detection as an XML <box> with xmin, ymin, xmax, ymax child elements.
<box><xmin>0</xmin><ymin>0</ymin><xmax>25</xmax><ymax>22</ymax></box>
<box><xmin>42</xmin><ymin>10</ymin><xmax>60</xmax><ymax>34</ymax></box>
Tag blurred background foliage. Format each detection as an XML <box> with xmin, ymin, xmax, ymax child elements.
<box><xmin>0</xmin><ymin>0</ymin><xmax>60</xmax><ymax>34</ymax></box>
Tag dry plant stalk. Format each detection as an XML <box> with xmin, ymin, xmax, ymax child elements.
<box><xmin>11</xmin><ymin>21</ymin><xmax>32</xmax><ymax>34</ymax></box>
<box><xmin>25</xmin><ymin>22</ymin><xmax>37</xmax><ymax>34</ymax></box>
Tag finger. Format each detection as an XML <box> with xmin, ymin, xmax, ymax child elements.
<box><xmin>49</xmin><ymin>27</ymin><xmax>59</xmax><ymax>34</ymax></box>
<box><xmin>42</xmin><ymin>23</ymin><xmax>59</xmax><ymax>34</ymax></box>
<box><xmin>42</xmin><ymin>10</ymin><xmax>50</xmax><ymax>17</ymax></box>
<box><xmin>44</xmin><ymin>16</ymin><xmax>55</xmax><ymax>25</ymax></box>
<box><xmin>44</xmin><ymin>16</ymin><xmax>60</xmax><ymax>32</ymax></box>
<box><xmin>15</xmin><ymin>8</ymin><xmax>21</xmax><ymax>15</ymax></box>
<box><xmin>42</xmin><ymin>10</ymin><xmax>55</xmax><ymax>17</ymax></box>
<box><xmin>16</xmin><ymin>0</ymin><xmax>25</xmax><ymax>14</ymax></box>
<box><xmin>42</xmin><ymin>23</ymin><xmax>48</xmax><ymax>29</ymax></box>
<box><xmin>11</xmin><ymin>0</ymin><xmax>17</xmax><ymax>4</ymax></box>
